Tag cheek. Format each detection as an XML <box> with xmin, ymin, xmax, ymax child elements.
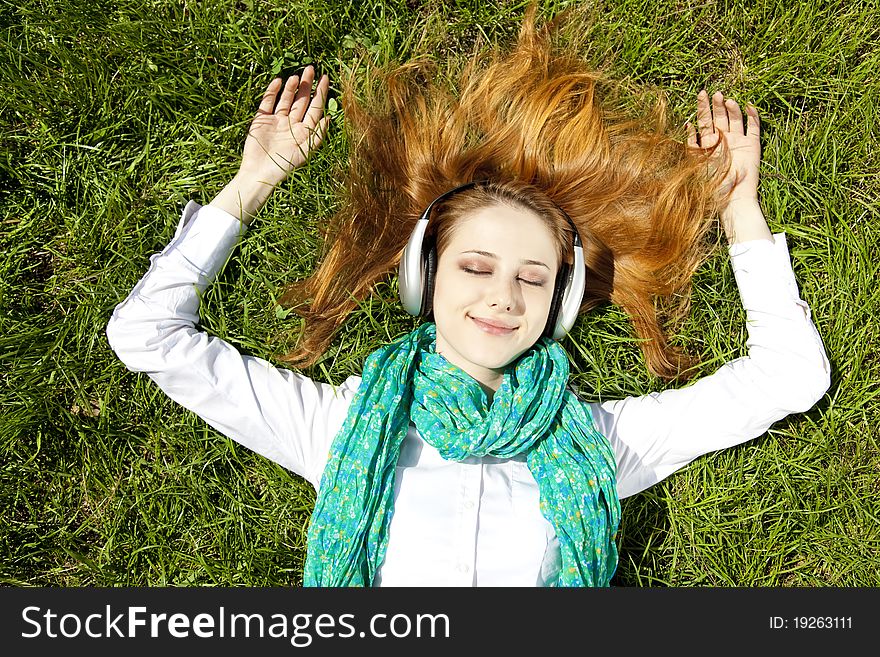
<box><xmin>430</xmin><ymin>283</ymin><xmax>457</xmax><ymax>324</ymax></box>
<box><xmin>526</xmin><ymin>287</ymin><xmax>554</xmax><ymax>315</ymax></box>
<box><xmin>432</xmin><ymin>269</ymin><xmax>473</xmax><ymax>308</ymax></box>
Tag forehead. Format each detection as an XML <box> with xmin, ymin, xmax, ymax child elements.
<box><xmin>444</xmin><ymin>203</ymin><xmax>558</xmax><ymax>262</ymax></box>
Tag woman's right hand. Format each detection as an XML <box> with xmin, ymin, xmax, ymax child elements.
<box><xmin>238</xmin><ymin>65</ymin><xmax>331</xmax><ymax>187</ymax></box>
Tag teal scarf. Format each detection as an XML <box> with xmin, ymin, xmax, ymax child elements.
<box><xmin>303</xmin><ymin>322</ymin><xmax>620</xmax><ymax>586</ymax></box>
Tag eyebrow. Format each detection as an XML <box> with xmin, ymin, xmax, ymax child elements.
<box><xmin>459</xmin><ymin>250</ymin><xmax>550</xmax><ymax>270</ymax></box>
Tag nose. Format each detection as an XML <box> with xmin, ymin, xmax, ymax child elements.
<box><xmin>485</xmin><ymin>277</ymin><xmax>518</xmax><ymax>312</ymax></box>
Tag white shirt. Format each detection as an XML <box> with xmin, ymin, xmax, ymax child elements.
<box><xmin>106</xmin><ymin>201</ymin><xmax>831</xmax><ymax>586</ymax></box>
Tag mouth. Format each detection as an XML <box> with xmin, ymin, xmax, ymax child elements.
<box><xmin>469</xmin><ymin>315</ymin><xmax>518</xmax><ymax>335</ymax></box>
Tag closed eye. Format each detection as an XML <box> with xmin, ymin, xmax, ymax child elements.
<box><xmin>462</xmin><ymin>267</ymin><xmax>545</xmax><ymax>287</ymax></box>
<box><xmin>518</xmin><ymin>277</ymin><xmax>545</xmax><ymax>287</ymax></box>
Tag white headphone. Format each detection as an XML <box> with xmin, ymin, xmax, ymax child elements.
<box><xmin>398</xmin><ymin>181</ymin><xmax>586</xmax><ymax>340</ymax></box>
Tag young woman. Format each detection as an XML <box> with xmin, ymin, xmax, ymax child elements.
<box><xmin>106</xmin><ymin>8</ymin><xmax>830</xmax><ymax>586</ymax></box>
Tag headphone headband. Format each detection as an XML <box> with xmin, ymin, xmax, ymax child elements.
<box><xmin>398</xmin><ymin>181</ymin><xmax>586</xmax><ymax>340</ymax></box>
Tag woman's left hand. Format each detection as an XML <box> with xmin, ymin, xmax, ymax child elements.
<box><xmin>687</xmin><ymin>90</ymin><xmax>761</xmax><ymax>209</ymax></box>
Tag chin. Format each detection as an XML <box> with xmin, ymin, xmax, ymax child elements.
<box><xmin>466</xmin><ymin>345</ymin><xmax>528</xmax><ymax>371</ymax></box>
<box><xmin>434</xmin><ymin>316</ymin><xmax>539</xmax><ymax>373</ymax></box>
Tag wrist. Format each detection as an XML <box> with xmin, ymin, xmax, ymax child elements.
<box><xmin>721</xmin><ymin>195</ymin><xmax>761</xmax><ymax>219</ymax></box>
<box><xmin>208</xmin><ymin>172</ymin><xmax>276</xmax><ymax>226</ymax></box>
<box><xmin>720</xmin><ymin>197</ymin><xmax>773</xmax><ymax>245</ymax></box>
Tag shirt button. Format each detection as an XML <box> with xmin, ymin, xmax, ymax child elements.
<box><xmin>463</xmin><ymin>500</ymin><xmax>474</xmax><ymax>509</ymax></box>
<box><xmin>457</xmin><ymin>563</ymin><xmax>470</xmax><ymax>573</ymax></box>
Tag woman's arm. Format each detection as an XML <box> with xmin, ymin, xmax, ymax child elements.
<box><xmin>597</xmin><ymin>92</ymin><xmax>830</xmax><ymax>498</ymax></box>
<box><xmin>106</xmin><ymin>68</ymin><xmax>342</xmax><ymax>487</ymax></box>
<box><xmin>106</xmin><ymin>201</ymin><xmax>356</xmax><ymax>487</ymax></box>
<box><xmin>593</xmin><ymin>227</ymin><xmax>830</xmax><ymax>498</ymax></box>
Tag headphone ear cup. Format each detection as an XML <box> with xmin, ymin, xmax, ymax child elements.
<box><xmin>422</xmin><ymin>239</ymin><xmax>437</xmax><ymax>318</ymax></box>
<box><xmin>543</xmin><ymin>263</ymin><xmax>568</xmax><ymax>339</ymax></box>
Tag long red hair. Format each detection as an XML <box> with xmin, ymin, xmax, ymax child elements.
<box><xmin>275</xmin><ymin>4</ymin><xmax>730</xmax><ymax>380</ymax></box>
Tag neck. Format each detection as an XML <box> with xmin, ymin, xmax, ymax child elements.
<box><xmin>474</xmin><ymin>374</ymin><xmax>501</xmax><ymax>405</ymax></box>
<box><xmin>434</xmin><ymin>350</ymin><xmax>504</xmax><ymax>405</ymax></box>
<box><xmin>432</xmin><ymin>325</ymin><xmax>512</xmax><ymax>404</ymax></box>
<box><xmin>453</xmin><ymin>361</ymin><xmax>504</xmax><ymax>405</ymax></box>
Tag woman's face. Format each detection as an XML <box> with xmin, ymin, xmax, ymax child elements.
<box><xmin>432</xmin><ymin>202</ymin><xmax>560</xmax><ymax>390</ymax></box>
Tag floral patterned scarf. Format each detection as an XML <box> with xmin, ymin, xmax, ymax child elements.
<box><xmin>304</xmin><ymin>322</ymin><xmax>620</xmax><ymax>586</ymax></box>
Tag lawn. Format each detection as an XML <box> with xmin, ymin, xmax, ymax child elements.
<box><xmin>1</xmin><ymin>0</ymin><xmax>878</xmax><ymax>586</ymax></box>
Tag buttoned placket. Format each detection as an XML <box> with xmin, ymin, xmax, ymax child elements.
<box><xmin>450</xmin><ymin>459</ymin><xmax>482</xmax><ymax>585</ymax></box>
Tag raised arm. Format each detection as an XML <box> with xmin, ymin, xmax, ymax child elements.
<box><xmin>597</xmin><ymin>91</ymin><xmax>830</xmax><ymax>498</ymax></box>
<box><xmin>106</xmin><ymin>68</ymin><xmax>346</xmax><ymax>487</ymax></box>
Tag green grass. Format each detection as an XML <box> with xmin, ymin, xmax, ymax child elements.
<box><xmin>1</xmin><ymin>0</ymin><xmax>878</xmax><ymax>586</ymax></box>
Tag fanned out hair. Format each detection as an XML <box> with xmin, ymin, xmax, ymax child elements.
<box><xmin>275</xmin><ymin>3</ymin><xmax>731</xmax><ymax>380</ymax></box>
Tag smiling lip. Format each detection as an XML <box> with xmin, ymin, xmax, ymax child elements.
<box><xmin>469</xmin><ymin>315</ymin><xmax>518</xmax><ymax>335</ymax></box>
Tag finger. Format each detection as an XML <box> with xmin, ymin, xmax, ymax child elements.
<box><xmin>686</xmin><ymin>121</ymin><xmax>698</xmax><ymax>148</ymax></box>
<box><xmin>308</xmin><ymin>116</ymin><xmax>331</xmax><ymax>150</ymax></box>
<box><xmin>696</xmin><ymin>89</ymin><xmax>714</xmax><ymax>142</ymax></box>
<box><xmin>290</xmin><ymin>118</ymin><xmax>330</xmax><ymax>168</ymax></box>
<box><xmin>290</xmin><ymin>64</ymin><xmax>317</xmax><ymax>122</ymax></box>
<box><xmin>746</xmin><ymin>103</ymin><xmax>761</xmax><ymax>139</ymax></box>
<box><xmin>712</xmin><ymin>91</ymin><xmax>729</xmax><ymax>132</ymax></box>
<box><xmin>257</xmin><ymin>77</ymin><xmax>283</xmax><ymax>115</ymax></box>
<box><xmin>274</xmin><ymin>74</ymin><xmax>301</xmax><ymax>116</ymax></box>
<box><xmin>725</xmin><ymin>97</ymin><xmax>744</xmax><ymax>134</ymax></box>
<box><xmin>303</xmin><ymin>74</ymin><xmax>330</xmax><ymax>129</ymax></box>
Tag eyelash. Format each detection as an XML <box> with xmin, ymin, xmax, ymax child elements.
<box><xmin>461</xmin><ymin>267</ymin><xmax>545</xmax><ymax>287</ymax></box>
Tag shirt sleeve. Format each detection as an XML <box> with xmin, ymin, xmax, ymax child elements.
<box><xmin>587</xmin><ymin>233</ymin><xmax>831</xmax><ymax>499</ymax></box>
<box><xmin>105</xmin><ymin>200</ymin><xmax>358</xmax><ymax>488</ymax></box>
